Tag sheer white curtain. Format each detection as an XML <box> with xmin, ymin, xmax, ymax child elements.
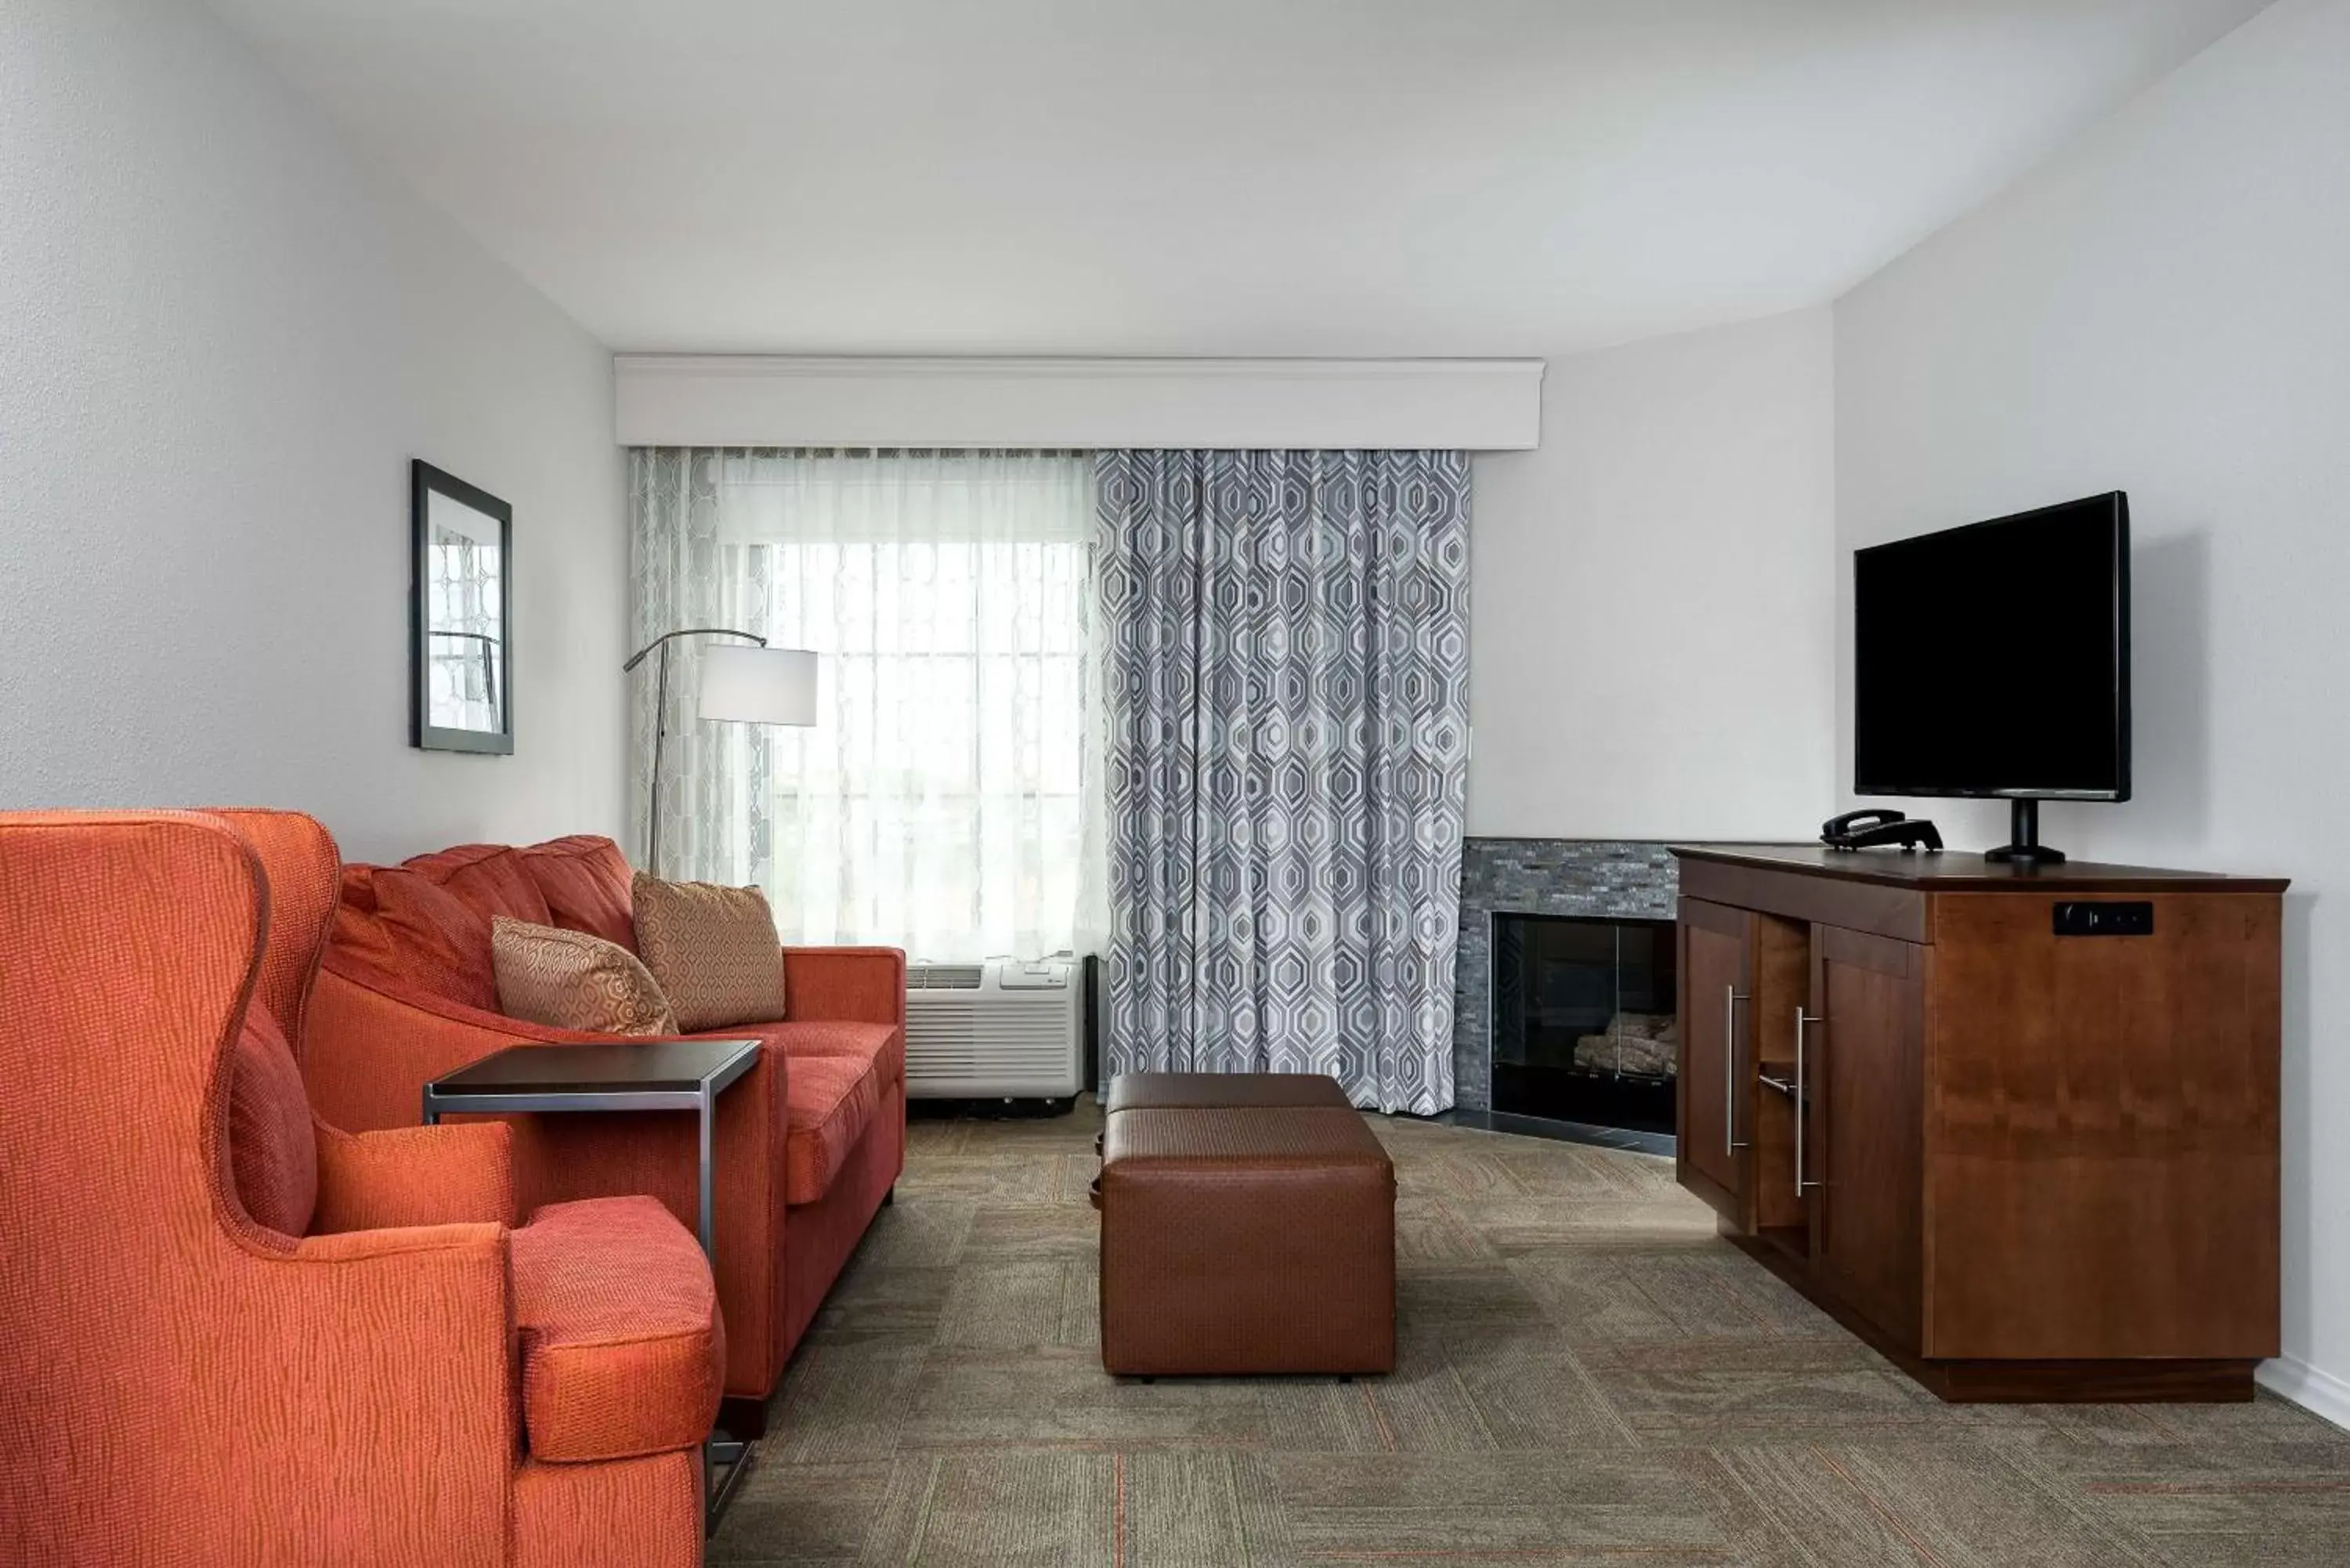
<box><xmin>631</xmin><ymin>449</ymin><xmax>1104</xmax><ymax>962</ymax></box>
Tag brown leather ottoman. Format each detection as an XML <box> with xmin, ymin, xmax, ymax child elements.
<box><xmin>1095</xmin><ymin>1071</ymin><xmax>1357</xmax><ymax>1155</ymax></box>
<box><xmin>1102</xmin><ymin>1071</ymin><xmax>1356</xmax><ymax>1113</ymax></box>
<box><xmin>1097</xmin><ymin>1103</ymin><xmax>1396</xmax><ymax>1376</ymax></box>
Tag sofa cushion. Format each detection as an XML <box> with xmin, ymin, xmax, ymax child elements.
<box><xmin>519</xmin><ymin>836</ymin><xmax>638</xmax><ymax>952</ymax></box>
<box><xmin>510</xmin><ymin>1196</ymin><xmax>723</xmax><ymax>1463</ymax></box>
<box><xmin>228</xmin><ymin>1004</ymin><xmax>316</xmax><ymax>1237</ymax></box>
<box><xmin>405</xmin><ymin>844</ymin><xmax>555</xmax><ymax>927</ymax></box>
<box><xmin>690</xmin><ymin>1019</ymin><xmax>902</xmax><ymax>1089</ymax></box>
<box><xmin>330</xmin><ymin>842</ymin><xmax>589</xmax><ymax>1013</ymax></box>
<box><xmin>631</xmin><ymin>874</ymin><xmax>786</xmax><ymax>1032</ymax></box>
<box><xmin>781</xmin><ymin>1053</ymin><xmax>882</xmax><ymax>1205</ymax></box>
<box><xmin>330</xmin><ymin>864</ymin><xmax>499</xmax><ymax>1011</ymax></box>
<box><xmin>778</xmin><ymin>1020</ymin><xmax>903</xmax><ymax>1089</ymax></box>
<box><xmin>492</xmin><ymin>916</ymin><xmax>679</xmax><ymax>1036</ymax></box>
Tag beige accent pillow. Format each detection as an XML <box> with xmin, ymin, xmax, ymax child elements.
<box><xmin>630</xmin><ymin>873</ymin><xmax>787</xmax><ymax>1033</ymax></box>
<box><xmin>490</xmin><ymin>916</ymin><xmax>680</xmax><ymax>1036</ymax></box>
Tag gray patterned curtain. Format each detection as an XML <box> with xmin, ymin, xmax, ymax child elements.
<box><xmin>1096</xmin><ymin>450</ymin><xmax>1471</xmax><ymax>1115</ymax></box>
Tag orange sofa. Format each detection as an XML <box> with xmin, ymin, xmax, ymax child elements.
<box><xmin>303</xmin><ymin>833</ymin><xmax>906</xmax><ymax>1410</ymax></box>
<box><xmin>0</xmin><ymin>810</ymin><xmax>716</xmax><ymax>1567</ymax></box>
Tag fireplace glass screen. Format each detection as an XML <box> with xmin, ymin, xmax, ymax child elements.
<box><xmin>1491</xmin><ymin>914</ymin><xmax>1677</xmax><ymax>1139</ymax></box>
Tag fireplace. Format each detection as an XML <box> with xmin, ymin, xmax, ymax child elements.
<box><xmin>1490</xmin><ymin>912</ymin><xmax>1677</xmax><ymax>1148</ymax></box>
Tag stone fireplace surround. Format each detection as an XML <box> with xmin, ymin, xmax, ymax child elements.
<box><xmin>1450</xmin><ymin>839</ymin><xmax>1679</xmax><ymax>1113</ymax></box>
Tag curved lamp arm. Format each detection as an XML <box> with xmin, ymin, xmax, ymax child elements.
<box><xmin>624</xmin><ymin>627</ymin><xmax>767</xmax><ymax>875</ymax></box>
<box><xmin>621</xmin><ymin>627</ymin><xmax>766</xmax><ymax>673</ymax></box>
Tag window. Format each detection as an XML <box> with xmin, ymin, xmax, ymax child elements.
<box><xmin>632</xmin><ymin>449</ymin><xmax>1101</xmax><ymax>962</ymax></box>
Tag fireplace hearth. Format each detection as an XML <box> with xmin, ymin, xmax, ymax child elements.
<box><xmin>1490</xmin><ymin>912</ymin><xmax>1678</xmax><ymax>1150</ymax></box>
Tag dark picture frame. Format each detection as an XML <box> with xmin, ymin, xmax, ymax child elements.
<box><xmin>410</xmin><ymin>459</ymin><xmax>515</xmax><ymax>754</ymax></box>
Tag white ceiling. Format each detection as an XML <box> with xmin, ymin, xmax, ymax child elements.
<box><xmin>207</xmin><ymin>0</ymin><xmax>2272</xmax><ymax>356</ymax></box>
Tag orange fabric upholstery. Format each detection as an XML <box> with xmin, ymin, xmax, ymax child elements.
<box><xmin>313</xmin><ymin>1118</ymin><xmax>517</xmax><ymax>1232</ymax></box>
<box><xmin>784</xmin><ymin>1077</ymin><xmax>908</xmax><ymax>1351</ymax></box>
<box><xmin>0</xmin><ymin>812</ymin><xmax>511</xmax><ymax>1563</ymax></box>
<box><xmin>215</xmin><ymin>807</ymin><xmax>342</xmax><ymax>1047</ymax></box>
<box><xmin>327</xmin><ymin>842</ymin><xmax>555</xmax><ymax>1015</ymax></box>
<box><xmin>227</xmin><ymin>1004</ymin><xmax>317</xmax><ymax>1236</ymax></box>
<box><xmin>782</xmin><ymin>1053</ymin><xmax>884</xmax><ymax>1205</ymax></box>
<box><xmin>308</xmin><ymin>834</ymin><xmax>909</xmax><ymax>1401</ymax></box>
<box><xmin>406</xmin><ymin>842</ymin><xmax>557</xmax><ymax>926</ymax></box>
<box><xmin>519</xmin><ymin>835</ymin><xmax>640</xmax><ymax>952</ymax></box>
<box><xmin>515</xmin><ymin>1452</ymin><xmax>703</xmax><ymax>1568</ymax></box>
<box><xmin>309</xmin><ymin>959</ymin><xmax>790</xmax><ymax>1396</ymax></box>
<box><xmin>783</xmin><ymin>945</ymin><xmax>908</xmax><ymax>1031</ymax></box>
<box><xmin>511</xmin><ymin>1197</ymin><xmax>725</xmax><ymax>1461</ymax></box>
<box><xmin>308</xmin><ymin>963</ymin><xmax>616</xmax><ymax>1132</ymax></box>
<box><xmin>0</xmin><ymin>811</ymin><xmax>707</xmax><ymax>1566</ymax></box>
<box><xmin>334</xmin><ymin>862</ymin><xmax>502</xmax><ymax>1010</ymax></box>
<box><xmin>754</xmin><ymin>1018</ymin><xmax>906</xmax><ymax>1089</ymax></box>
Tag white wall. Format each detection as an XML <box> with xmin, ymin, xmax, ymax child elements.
<box><xmin>1468</xmin><ymin>308</ymin><xmax>1838</xmax><ymax>840</ymax></box>
<box><xmin>1835</xmin><ymin>0</ymin><xmax>2350</xmax><ymax>1420</ymax></box>
<box><xmin>0</xmin><ymin>0</ymin><xmax>624</xmax><ymax>863</ymax></box>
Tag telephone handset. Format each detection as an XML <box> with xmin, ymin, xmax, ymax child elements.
<box><xmin>1820</xmin><ymin>809</ymin><xmax>1943</xmax><ymax>852</ymax></box>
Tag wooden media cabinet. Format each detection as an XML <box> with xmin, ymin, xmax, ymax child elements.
<box><xmin>1673</xmin><ymin>844</ymin><xmax>2284</xmax><ymax>1401</ymax></box>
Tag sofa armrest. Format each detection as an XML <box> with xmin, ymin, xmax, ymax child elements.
<box><xmin>313</xmin><ymin>1118</ymin><xmax>516</xmax><ymax>1232</ymax></box>
<box><xmin>320</xmin><ymin>955</ymin><xmax>620</xmax><ymax>1043</ymax></box>
<box><xmin>307</xmin><ymin>962</ymin><xmax>617</xmax><ymax>1133</ymax></box>
<box><xmin>781</xmin><ymin>946</ymin><xmax>906</xmax><ymax>1029</ymax></box>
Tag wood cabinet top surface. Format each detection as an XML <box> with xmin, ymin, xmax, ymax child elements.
<box><xmin>1672</xmin><ymin>843</ymin><xmax>2287</xmax><ymax>895</ymax></box>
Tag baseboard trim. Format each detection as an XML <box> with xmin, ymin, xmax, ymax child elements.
<box><xmin>2258</xmin><ymin>1355</ymin><xmax>2350</xmax><ymax>1432</ymax></box>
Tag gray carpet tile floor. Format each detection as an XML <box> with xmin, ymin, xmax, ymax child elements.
<box><xmin>710</xmin><ymin>1097</ymin><xmax>2350</xmax><ymax>1566</ymax></box>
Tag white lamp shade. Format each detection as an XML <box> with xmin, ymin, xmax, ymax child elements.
<box><xmin>697</xmin><ymin>645</ymin><xmax>817</xmax><ymax>726</ymax></box>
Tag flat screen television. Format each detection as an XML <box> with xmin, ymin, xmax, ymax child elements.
<box><xmin>1853</xmin><ymin>492</ymin><xmax>2129</xmax><ymax>861</ymax></box>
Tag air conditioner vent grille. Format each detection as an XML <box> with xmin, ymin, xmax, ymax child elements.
<box><xmin>902</xmin><ymin>959</ymin><xmax>1083</xmax><ymax>1097</ymax></box>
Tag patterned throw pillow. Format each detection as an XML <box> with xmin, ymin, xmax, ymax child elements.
<box><xmin>490</xmin><ymin>916</ymin><xmax>680</xmax><ymax>1036</ymax></box>
<box><xmin>630</xmin><ymin>873</ymin><xmax>787</xmax><ymax>1033</ymax></box>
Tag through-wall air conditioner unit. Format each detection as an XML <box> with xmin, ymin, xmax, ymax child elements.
<box><xmin>903</xmin><ymin>958</ymin><xmax>1082</xmax><ymax>1100</ymax></box>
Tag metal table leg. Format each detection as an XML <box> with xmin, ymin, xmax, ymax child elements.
<box><xmin>697</xmin><ymin>1079</ymin><xmax>754</xmax><ymax>1530</ymax></box>
<box><xmin>418</xmin><ymin>1060</ymin><xmax>757</xmax><ymax>1534</ymax></box>
<box><xmin>698</xmin><ymin>1081</ymin><xmax>715</xmax><ymax>1256</ymax></box>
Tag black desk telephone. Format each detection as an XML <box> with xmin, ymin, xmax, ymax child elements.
<box><xmin>1820</xmin><ymin>809</ymin><xmax>1943</xmax><ymax>852</ymax></box>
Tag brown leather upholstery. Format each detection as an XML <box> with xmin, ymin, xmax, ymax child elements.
<box><xmin>1097</xmin><ymin>1098</ymin><xmax>1395</xmax><ymax>1377</ymax></box>
<box><xmin>1101</xmin><ymin>1071</ymin><xmax>1356</xmax><ymax>1113</ymax></box>
<box><xmin>1094</xmin><ymin>1070</ymin><xmax>1361</xmax><ymax>1157</ymax></box>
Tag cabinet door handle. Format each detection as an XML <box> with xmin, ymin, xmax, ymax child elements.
<box><xmin>1726</xmin><ymin>985</ymin><xmax>1749</xmax><ymax>1156</ymax></box>
<box><xmin>1795</xmin><ymin>1009</ymin><xmax>1824</xmax><ymax>1195</ymax></box>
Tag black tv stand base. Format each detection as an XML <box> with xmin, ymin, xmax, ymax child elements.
<box><xmin>1984</xmin><ymin>799</ymin><xmax>2067</xmax><ymax>865</ymax></box>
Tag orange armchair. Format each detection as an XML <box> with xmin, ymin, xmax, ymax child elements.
<box><xmin>0</xmin><ymin>811</ymin><xmax>715</xmax><ymax>1568</ymax></box>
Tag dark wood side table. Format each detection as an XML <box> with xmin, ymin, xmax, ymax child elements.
<box><xmin>422</xmin><ymin>1037</ymin><xmax>762</xmax><ymax>1529</ymax></box>
<box><xmin>423</xmin><ymin>1038</ymin><xmax>758</xmax><ymax>1255</ymax></box>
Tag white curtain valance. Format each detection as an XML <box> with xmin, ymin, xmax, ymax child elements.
<box><xmin>614</xmin><ymin>356</ymin><xmax>1544</xmax><ymax>452</ymax></box>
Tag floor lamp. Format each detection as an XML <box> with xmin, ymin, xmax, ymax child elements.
<box><xmin>624</xmin><ymin>628</ymin><xmax>818</xmax><ymax>874</ymax></box>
